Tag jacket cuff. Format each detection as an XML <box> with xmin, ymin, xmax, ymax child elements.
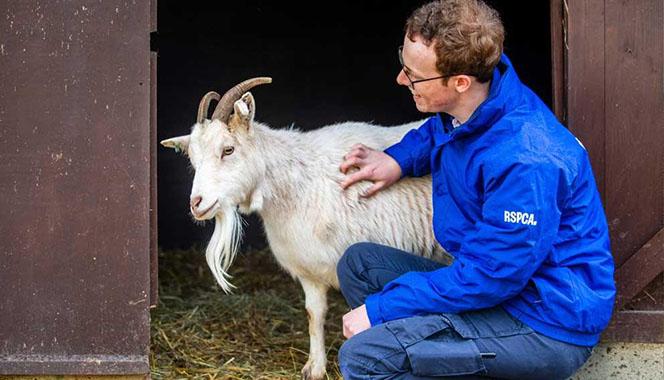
<box><xmin>364</xmin><ymin>293</ymin><xmax>385</xmax><ymax>326</ymax></box>
<box><xmin>384</xmin><ymin>144</ymin><xmax>412</xmax><ymax>178</ymax></box>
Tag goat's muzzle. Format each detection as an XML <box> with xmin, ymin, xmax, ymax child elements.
<box><xmin>190</xmin><ymin>197</ymin><xmax>219</xmax><ymax>220</ymax></box>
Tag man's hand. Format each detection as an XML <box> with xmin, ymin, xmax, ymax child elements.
<box><xmin>342</xmin><ymin>304</ymin><xmax>371</xmax><ymax>339</ymax></box>
<box><xmin>339</xmin><ymin>143</ymin><xmax>402</xmax><ymax>197</ymax></box>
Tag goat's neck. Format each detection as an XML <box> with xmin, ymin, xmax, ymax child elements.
<box><xmin>251</xmin><ymin>122</ymin><xmax>313</xmax><ymax>216</ymax></box>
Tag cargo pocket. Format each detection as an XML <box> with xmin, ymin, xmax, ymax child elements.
<box><xmin>443</xmin><ymin>306</ymin><xmax>534</xmax><ymax>339</ymax></box>
<box><xmin>385</xmin><ymin>314</ymin><xmax>487</xmax><ymax>377</ymax></box>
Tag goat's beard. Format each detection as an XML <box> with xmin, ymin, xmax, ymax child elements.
<box><xmin>205</xmin><ymin>205</ymin><xmax>243</xmax><ymax>293</ymax></box>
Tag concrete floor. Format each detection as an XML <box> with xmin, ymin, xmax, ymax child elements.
<box><xmin>572</xmin><ymin>343</ymin><xmax>663</xmax><ymax>379</ymax></box>
<box><xmin>0</xmin><ymin>344</ymin><xmax>660</xmax><ymax>379</ymax></box>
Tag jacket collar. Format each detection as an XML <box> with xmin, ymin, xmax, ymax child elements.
<box><xmin>433</xmin><ymin>54</ymin><xmax>523</xmax><ymax>145</ymax></box>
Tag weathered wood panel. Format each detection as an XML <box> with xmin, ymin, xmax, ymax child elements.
<box><xmin>604</xmin><ymin>0</ymin><xmax>664</xmax><ymax>268</ymax></box>
<box><xmin>566</xmin><ymin>0</ymin><xmax>606</xmax><ymax>199</ymax></box>
<box><xmin>604</xmin><ymin>0</ymin><xmax>664</xmax><ymax>341</ymax></box>
<box><xmin>603</xmin><ymin>311</ymin><xmax>664</xmax><ymax>342</ymax></box>
<box><xmin>550</xmin><ymin>0</ymin><xmax>566</xmax><ymax>123</ymax></box>
<box><xmin>614</xmin><ymin>228</ymin><xmax>664</xmax><ymax>310</ymax></box>
<box><xmin>564</xmin><ymin>0</ymin><xmax>664</xmax><ymax>342</ymax></box>
<box><xmin>0</xmin><ymin>1</ymin><xmax>151</xmax><ymax>374</ymax></box>
<box><xmin>625</xmin><ymin>273</ymin><xmax>663</xmax><ymax>311</ymax></box>
<box><xmin>149</xmin><ymin>0</ymin><xmax>158</xmax><ymax>309</ymax></box>
<box><xmin>149</xmin><ymin>51</ymin><xmax>158</xmax><ymax>309</ymax></box>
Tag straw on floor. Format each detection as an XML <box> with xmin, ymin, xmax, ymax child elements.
<box><xmin>150</xmin><ymin>246</ymin><xmax>348</xmax><ymax>379</ymax></box>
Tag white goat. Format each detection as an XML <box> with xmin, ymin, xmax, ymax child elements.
<box><xmin>161</xmin><ymin>78</ymin><xmax>450</xmax><ymax>380</ymax></box>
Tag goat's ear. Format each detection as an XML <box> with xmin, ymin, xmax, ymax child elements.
<box><xmin>229</xmin><ymin>92</ymin><xmax>256</xmax><ymax>131</ymax></box>
<box><xmin>160</xmin><ymin>135</ymin><xmax>190</xmax><ymax>154</ymax></box>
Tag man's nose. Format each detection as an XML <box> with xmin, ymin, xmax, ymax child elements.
<box><xmin>396</xmin><ymin>69</ymin><xmax>409</xmax><ymax>87</ymax></box>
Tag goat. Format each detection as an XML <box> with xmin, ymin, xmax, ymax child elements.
<box><xmin>161</xmin><ymin>77</ymin><xmax>450</xmax><ymax>380</ymax></box>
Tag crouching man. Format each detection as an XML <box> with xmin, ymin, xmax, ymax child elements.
<box><xmin>338</xmin><ymin>1</ymin><xmax>615</xmax><ymax>379</ymax></box>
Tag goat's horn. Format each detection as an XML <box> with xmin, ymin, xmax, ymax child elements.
<box><xmin>211</xmin><ymin>77</ymin><xmax>272</xmax><ymax>122</ymax></box>
<box><xmin>197</xmin><ymin>91</ymin><xmax>221</xmax><ymax>123</ymax></box>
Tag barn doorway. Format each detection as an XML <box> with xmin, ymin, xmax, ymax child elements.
<box><xmin>151</xmin><ymin>2</ymin><xmax>555</xmax><ymax>377</ymax></box>
<box><xmin>156</xmin><ymin>0</ymin><xmax>554</xmax><ymax>251</ymax></box>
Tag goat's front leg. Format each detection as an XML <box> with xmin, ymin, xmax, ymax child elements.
<box><xmin>299</xmin><ymin>278</ymin><xmax>328</xmax><ymax>380</ymax></box>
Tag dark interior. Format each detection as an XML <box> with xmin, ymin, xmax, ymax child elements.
<box><xmin>156</xmin><ymin>0</ymin><xmax>552</xmax><ymax>250</ymax></box>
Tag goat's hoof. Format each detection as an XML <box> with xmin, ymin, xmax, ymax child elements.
<box><xmin>301</xmin><ymin>360</ymin><xmax>326</xmax><ymax>380</ymax></box>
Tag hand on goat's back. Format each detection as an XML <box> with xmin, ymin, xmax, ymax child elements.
<box><xmin>339</xmin><ymin>143</ymin><xmax>402</xmax><ymax>197</ymax></box>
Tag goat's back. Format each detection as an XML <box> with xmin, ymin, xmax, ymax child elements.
<box><xmin>303</xmin><ymin>120</ymin><xmax>422</xmax><ymax>158</ymax></box>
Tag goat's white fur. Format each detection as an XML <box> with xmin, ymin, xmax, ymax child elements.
<box><xmin>162</xmin><ymin>92</ymin><xmax>449</xmax><ymax>380</ymax></box>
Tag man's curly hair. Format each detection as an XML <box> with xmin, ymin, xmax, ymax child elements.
<box><xmin>405</xmin><ymin>0</ymin><xmax>505</xmax><ymax>83</ymax></box>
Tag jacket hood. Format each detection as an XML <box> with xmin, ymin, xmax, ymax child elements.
<box><xmin>435</xmin><ymin>54</ymin><xmax>525</xmax><ymax>143</ymax></box>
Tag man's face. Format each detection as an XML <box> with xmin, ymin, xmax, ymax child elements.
<box><xmin>396</xmin><ymin>34</ymin><xmax>459</xmax><ymax>114</ymax></box>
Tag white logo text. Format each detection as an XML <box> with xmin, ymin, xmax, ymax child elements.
<box><xmin>504</xmin><ymin>210</ymin><xmax>538</xmax><ymax>226</ymax></box>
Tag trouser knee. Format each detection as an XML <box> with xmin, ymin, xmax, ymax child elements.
<box><xmin>337</xmin><ymin>241</ymin><xmax>381</xmax><ymax>308</ymax></box>
<box><xmin>337</xmin><ymin>339</ymin><xmax>355</xmax><ymax>378</ymax></box>
<box><xmin>337</xmin><ymin>242</ymin><xmax>373</xmax><ymax>288</ymax></box>
<box><xmin>337</xmin><ymin>336</ymin><xmax>369</xmax><ymax>380</ymax></box>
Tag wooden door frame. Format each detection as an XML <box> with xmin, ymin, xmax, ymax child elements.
<box><xmin>550</xmin><ymin>0</ymin><xmax>664</xmax><ymax>343</ymax></box>
<box><xmin>0</xmin><ymin>1</ymin><xmax>153</xmax><ymax>374</ymax></box>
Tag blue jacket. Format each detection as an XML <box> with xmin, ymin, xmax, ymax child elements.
<box><xmin>365</xmin><ymin>55</ymin><xmax>616</xmax><ymax>346</ymax></box>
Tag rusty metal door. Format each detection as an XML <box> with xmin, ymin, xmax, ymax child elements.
<box><xmin>551</xmin><ymin>0</ymin><xmax>664</xmax><ymax>342</ymax></box>
<box><xmin>0</xmin><ymin>1</ymin><xmax>156</xmax><ymax>375</ymax></box>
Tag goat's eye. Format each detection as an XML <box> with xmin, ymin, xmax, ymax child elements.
<box><xmin>222</xmin><ymin>146</ymin><xmax>235</xmax><ymax>158</ymax></box>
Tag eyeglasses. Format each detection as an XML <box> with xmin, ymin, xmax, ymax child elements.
<box><xmin>398</xmin><ymin>45</ymin><xmax>452</xmax><ymax>89</ymax></box>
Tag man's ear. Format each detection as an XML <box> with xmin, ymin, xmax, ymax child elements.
<box><xmin>228</xmin><ymin>92</ymin><xmax>256</xmax><ymax>131</ymax></box>
<box><xmin>452</xmin><ymin>75</ymin><xmax>473</xmax><ymax>93</ymax></box>
<box><xmin>160</xmin><ymin>135</ymin><xmax>190</xmax><ymax>154</ymax></box>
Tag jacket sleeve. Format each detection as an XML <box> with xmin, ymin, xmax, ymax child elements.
<box><xmin>383</xmin><ymin>117</ymin><xmax>437</xmax><ymax>178</ymax></box>
<box><xmin>364</xmin><ymin>159</ymin><xmax>564</xmax><ymax>325</ymax></box>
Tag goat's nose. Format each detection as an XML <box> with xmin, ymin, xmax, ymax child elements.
<box><xmin>190</xmin><ymin>195</ymin><xmax>202</xmax><ymax>211</ymax></box>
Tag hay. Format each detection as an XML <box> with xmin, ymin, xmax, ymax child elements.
<box><xmin>151</xmin><ymin>246</ymin><xmax>348</xmax><ymax>379</ymax></box>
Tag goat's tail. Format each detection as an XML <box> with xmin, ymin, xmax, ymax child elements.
<box><xmin>205</xmin><ymin>206</ymin><xmax>243</xmax><ymax>293</ymax></box>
